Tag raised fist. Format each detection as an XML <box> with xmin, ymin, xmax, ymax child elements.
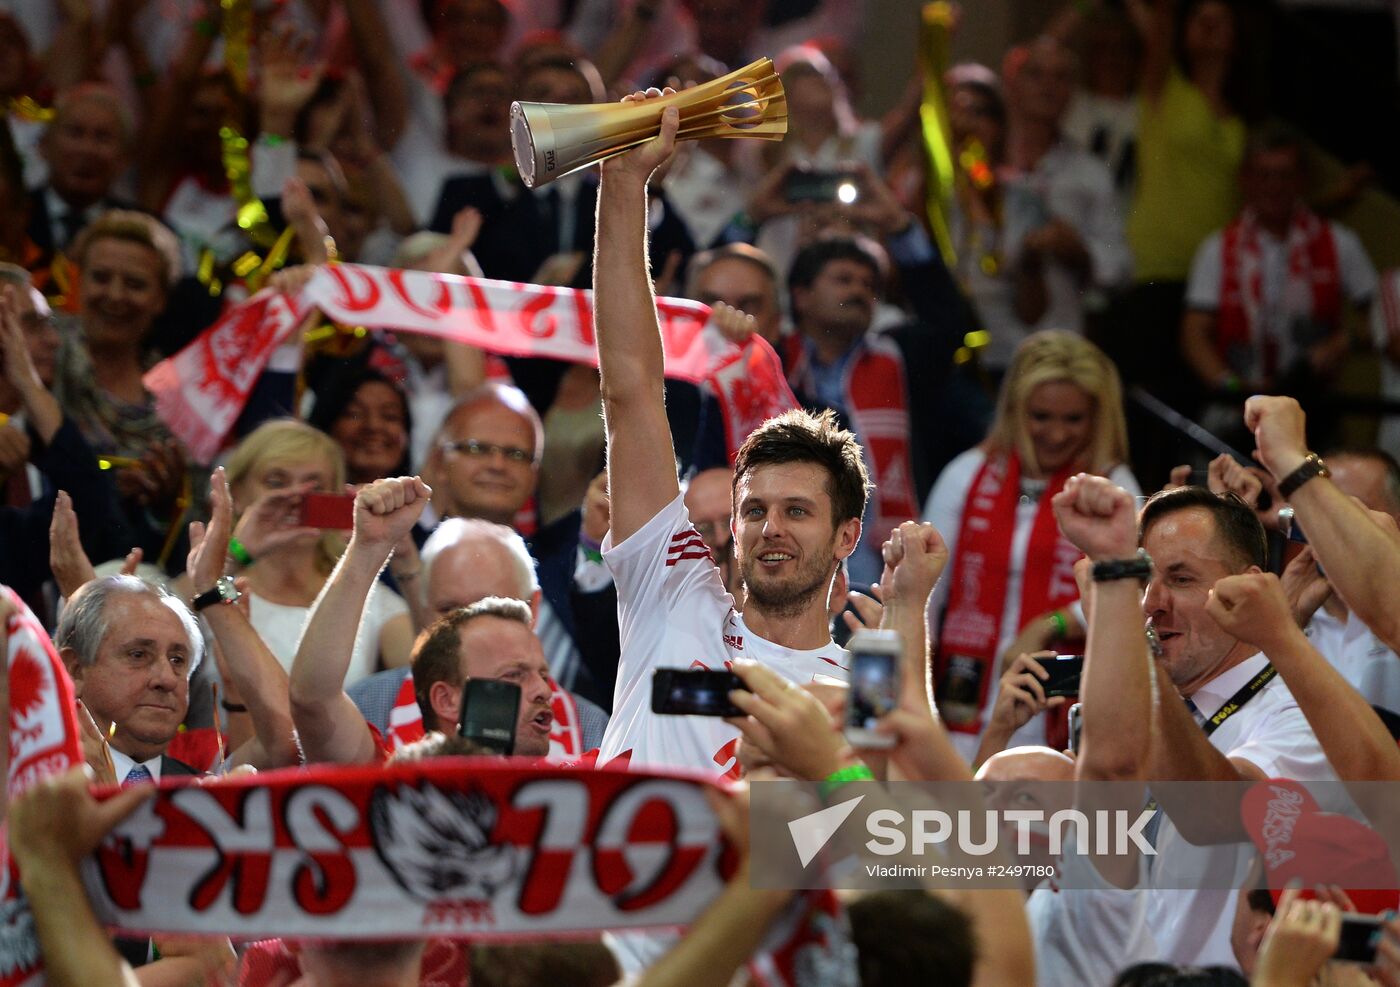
<box><xmin>1051</xmin><ymin>473</ymin><xmax>1138</xmax><ymax>562</ymax></box>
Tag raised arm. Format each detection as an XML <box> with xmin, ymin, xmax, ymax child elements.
<box><xmin>186</xmin><ymin>469</ymin><xmax>298</xmax><ymax>770</ymax></box>
<box><xmin>1053</xmin><ymin>476</ymin><xmax>1153</xmax><ymax>886</ymax></box>
<box><xmin>1128</xmin><ymin>0</ymin><xmax>1175</xmax><ymax>106</ymax></box>
<box><xmin>1052</xmin><ymin>475</ymin><xmax>1153</xmax><ymax>784</ymax></box>
<box><xmin>340</xmin><ymin>0</ymin><xmax>409</xmax><ymax>150</ymax></box>
<box><xmin>594</xmin><ymin>92</ymin><xmax>682</xmax><ymax>544</ymax></box>
<box><xmin>289</xmin><ymin>475</ymin><xmax>430</xmax><ymax>764</ymax></box>
<box><xmin>1247</xmin><ymin>395</ymin><xmax>1400</xmax><ymax>651</ymax></box>
<box><xmin>877</xmin><ymin>520</ymin><xmax>949</xmax><ymax>713</ymax></box>
<box><xmin>1206</xmin><ymin>571</ymin><xmax>1400</xmax><ymax>783</ymax></box>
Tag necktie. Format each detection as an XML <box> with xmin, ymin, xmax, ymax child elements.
<box><xmin>123</xmin><ymin>764</ymin><xmax>153</xmax><ymax>787</ymax></box>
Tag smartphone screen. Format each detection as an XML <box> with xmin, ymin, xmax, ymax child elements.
<box><xmin>651</xmin><ymin>669</ymin><xmax>747</xmax><ymax>717</ymax></box>
<box><xmin>1042</xmin><ymin>655</ymin><xmax>1085</xmax><ymax>698</ymax></box>
<box><xmin>845</xmin><ymin>645</ymin><xmax>898</xmax><ymax>748</ymax></box>
<box><xmin>299</xmin><ymin>492</ymin><xmax>356</xmax><ymax>530</ymax></box>
<box><xmin>458</xmin><ymin>679</ymin><xmax>521</xmax><ymax>755</ymax></box>
<box><xmin>783</xmin><ymin>169</ymin><xmax>858</xmax><ymax>203</ymax></box>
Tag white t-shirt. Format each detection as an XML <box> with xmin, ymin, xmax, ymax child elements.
<box><xmin>1146</xmin><ymin>652</ymin><xmax>1336</xmax><ymax>967</ymax></box>
<box><xmin>923</xmin><ymin>448</ymin><xmax>1141</xmax><ymax>759</ymax></box>
<box><xmin>1028</xmin><ymin>836</ymin><xmax>1157</xmax><ymax>987</ymax></box>
<box><xmin>1307</xmin><ymin>606</ymin><xmax>1400</xmax><ymax>715</ymax></box>
<box><xmin>249</xmin><ymin>581</ymin><xmax>409</xmax><ymax>687</ymax></box>
<box><xmin>599</xmin><ymin>493</ymin><xmax>851</xmax><ymax>777</ymax></box>
<box><xmin>1185</xmin><ymin>219</ymin><xmax>1376</xmax><ymax>382</ymax></box>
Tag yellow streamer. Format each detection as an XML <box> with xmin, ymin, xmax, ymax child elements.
<box><xmin>4</xmin><ymin>95</ymin><xmax>55</xmax><ymax>123</ymax></box>
<box><xmin>917</xmin><ymin>2</ymin><xmax>958</xmax><ymax>268</ymax></box>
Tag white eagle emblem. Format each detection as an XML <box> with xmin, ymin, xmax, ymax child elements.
<box><xmin>369</xmin><ymin>784</ymin><xmax>520</xmax><ymax>900</ymax></box>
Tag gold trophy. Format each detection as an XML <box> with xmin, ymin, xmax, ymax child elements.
<box><xmin>510</xmin><ymin>57</ymin><xmax>788</xmax><ymax>188</ymax></box>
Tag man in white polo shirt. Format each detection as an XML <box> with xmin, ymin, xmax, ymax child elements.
<box><xmin>1081</xmin><ymin>479</ymin><xmax>1336</xmax><ymax>968</ymax></box>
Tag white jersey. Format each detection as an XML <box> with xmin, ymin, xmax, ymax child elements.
<box><xmin>599</xmin><ymin>494</ymin><xmax>851</xmax><ymax>778</ymax></box>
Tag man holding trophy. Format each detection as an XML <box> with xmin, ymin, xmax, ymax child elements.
<box><xmin>516</xmin><ymin>73</ymin><xmax>946</xmax><ymax>786</ymax></box>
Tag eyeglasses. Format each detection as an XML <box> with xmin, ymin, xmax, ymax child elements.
<box><xmin>693</xmin><ymin>518</ymin><xmax>732</xmax><ymax>543</ymax></box>
<box><xmin>441</xmin><ymin>439</ymin><xmax>534</xmax><ymax>464</ymax></box>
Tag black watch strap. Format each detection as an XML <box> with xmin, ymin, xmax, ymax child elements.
<box><xmin>191</xmin><ymin>576</ymin><xmax>238</xmax><ymax>611</ymax></box>
<box><xmin>1278</xmin><ymin>453</ymin><xmax>1330</xmax><ymax>500</ymax></box>
<box><xmin>1092</xmin><ymin>549</ymin><xmax>1153</xmax><ymax>583</ymax></box>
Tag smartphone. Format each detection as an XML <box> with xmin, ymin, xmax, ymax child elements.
<box><xmin>783</xmin><ymin>168</ymin><xmax>859</xmax><ymax>204</ymax></box>
<box><xmin>299</xmin><ymin>492</ymin><xmax>355</xmax><ymax>530</ymax></box>
<box><xmin>651</xmin><ymin>669</ymin><xmax>747</xmax><ymax>717</ymax></box>
<box><xmin>458</xmin><ymin>679</ymin><xmax>521</xmax><ymax>755</ymax></box>
<box><xmin>1277</xmin><ymin>507</ymin><xmax>1306</xmax><ymax>545</ymax></box>
<box><xmin>1067</xmin><ymin>702</ymin><xmax>1083</xmax><ymax>755</ymax></box>
<box><xmin>1334</xmin><ymin>913</ymin><xmax>1383</xmax><ymax>963</ymax></box>
<box><xmin>1041</xmin><ymin>655</ymin><xmax>1085</xmax><ymax>699</ymax></box>
<box><xmin>844</xmin><ymin>629</ymin><xmax>902</xmax><ymax>750</ymax></box>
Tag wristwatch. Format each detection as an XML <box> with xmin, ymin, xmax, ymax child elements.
<box><xmin>1092</xmin><ymin>549</ymin><xmax>1154</xmax><ymax>583</ymax></box>
<box><xmin>192</xmin><ymin>575</ymin><xmax>241</xmax><ymax>612</ymax></box>
<box><xmin>1277</xmin><ymin>453</ymin><xmax>1330</xmax><ymax>500</ymax></box>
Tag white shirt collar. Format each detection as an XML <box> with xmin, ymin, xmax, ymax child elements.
<box><xmin>1186</xmin><ymin>651</ymin><xmax>1268</xmax><ymax>721</ymax></box>
<box><xmin>110</xmin><ymin>747</ymin><xmax>163</xmax><ymax>784</ymax></box>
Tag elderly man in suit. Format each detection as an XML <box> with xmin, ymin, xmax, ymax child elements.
<box><xmin>55</xmin><ymin>575</ymin><xmax>206</xmax><ymax>782</ymax></box>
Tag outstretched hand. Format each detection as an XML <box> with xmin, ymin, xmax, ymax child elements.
<box><xmin>725</xmin><ymin>660</ymin><xmax>851</xmax><ymax>782</ymax></box>
<box><xmin>187</xmin><ymin>468</ymin><xmax>234</xmax><ymax>594</ymax></box>
<box><xmin>600</xmin><ymin>89</ymin><xmax>679</xmax><ymax>183</ymax></box>
<box><xmin>7</xmin><ymin>766</ymin><xmax>156</xmax><ymax>870</ymax></box>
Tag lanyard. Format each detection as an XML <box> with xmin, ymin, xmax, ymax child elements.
<box><xmin>1199</xmin><ymin>663</ymin><xmax>1278</xmax><ymax>738</ymax></box>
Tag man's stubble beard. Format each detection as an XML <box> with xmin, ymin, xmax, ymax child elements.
<box><xmin>740</xmin><ymin>546</ymin><xmax>837</xmax><ymax>621</ymax></box>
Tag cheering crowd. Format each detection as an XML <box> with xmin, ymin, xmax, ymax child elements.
<box><xmin>4</xmin><ymin>0</ymin><xmax>1400</xmax><ymax>983</ymax></box>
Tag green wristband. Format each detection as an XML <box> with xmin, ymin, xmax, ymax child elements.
<box><xmin>818</xmin><ymin>763</ymin><xmax>875</xmax><ymax>800</ymax></box>
<box><xmin>228</xmin><ymin>538</ymin><xmax>254</xmax><ymax>567</ymax></box>
<box><xmin>1048</xmin><ymin>610</ymin><xmax>1068</xmax><ymax>639</ymax></box>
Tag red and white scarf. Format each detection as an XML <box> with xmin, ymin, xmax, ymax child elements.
<box><xmin>79</xmin><ymin>759</ymin><xmax>729</xmax><ymax>942</ymax></box>
<box><xmin>933</xmin><ymin>453</ymin><xmax>1081</xmax><ymax>736</ymax></box>
<box><xmin>1218</xmin><ymin>207</ymin><xmax>1341</xmax><ymax>380</ymax></box>
<box><xmin>783</xmin><ymin>334</ymin><xmax>921</xmax><ymax>550</ymax></box>
<box><xmin>2</xmin><ymin>586</ymin><xmax>85</xmax><ymax>987</ymax></box>
<box><xmin>144</xmin><ymin>265</ymin><xmax>798</xmax><ymax>464</ymax></box>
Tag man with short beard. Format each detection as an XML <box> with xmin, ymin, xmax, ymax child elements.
<box><xmin>590</xmin><ymin>94</ymin><xmax>942</xmax><ymax>781</ymax></box>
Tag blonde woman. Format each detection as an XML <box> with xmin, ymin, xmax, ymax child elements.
<box><xmin>221</xmin><ymin>419</ymin><xmax>413</xmax><ymax>684</ymax></box>
<box><xmin>923</xmin><ymin>330</ymin><xmax>1140</xmax><ymax>761</ymax></box>
<box><xmin>52</xmin><ymin>210</ymin><xmax>189</xmax><ymax>530</ymax></box>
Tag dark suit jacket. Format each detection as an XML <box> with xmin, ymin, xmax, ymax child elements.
<box><xmin>0</xmin><ymin>418</ymin><xmax>134</xmax><ymax>601</ymax></box>
<box><xmin>25</xmin><ymin>185</ymin><xmax>138</xmax><ymax>255</ymax></box>
<box><xmin>160</xmin><ymin>754</ymin><xmax>202</xmax><ymax>777</ymax></box>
